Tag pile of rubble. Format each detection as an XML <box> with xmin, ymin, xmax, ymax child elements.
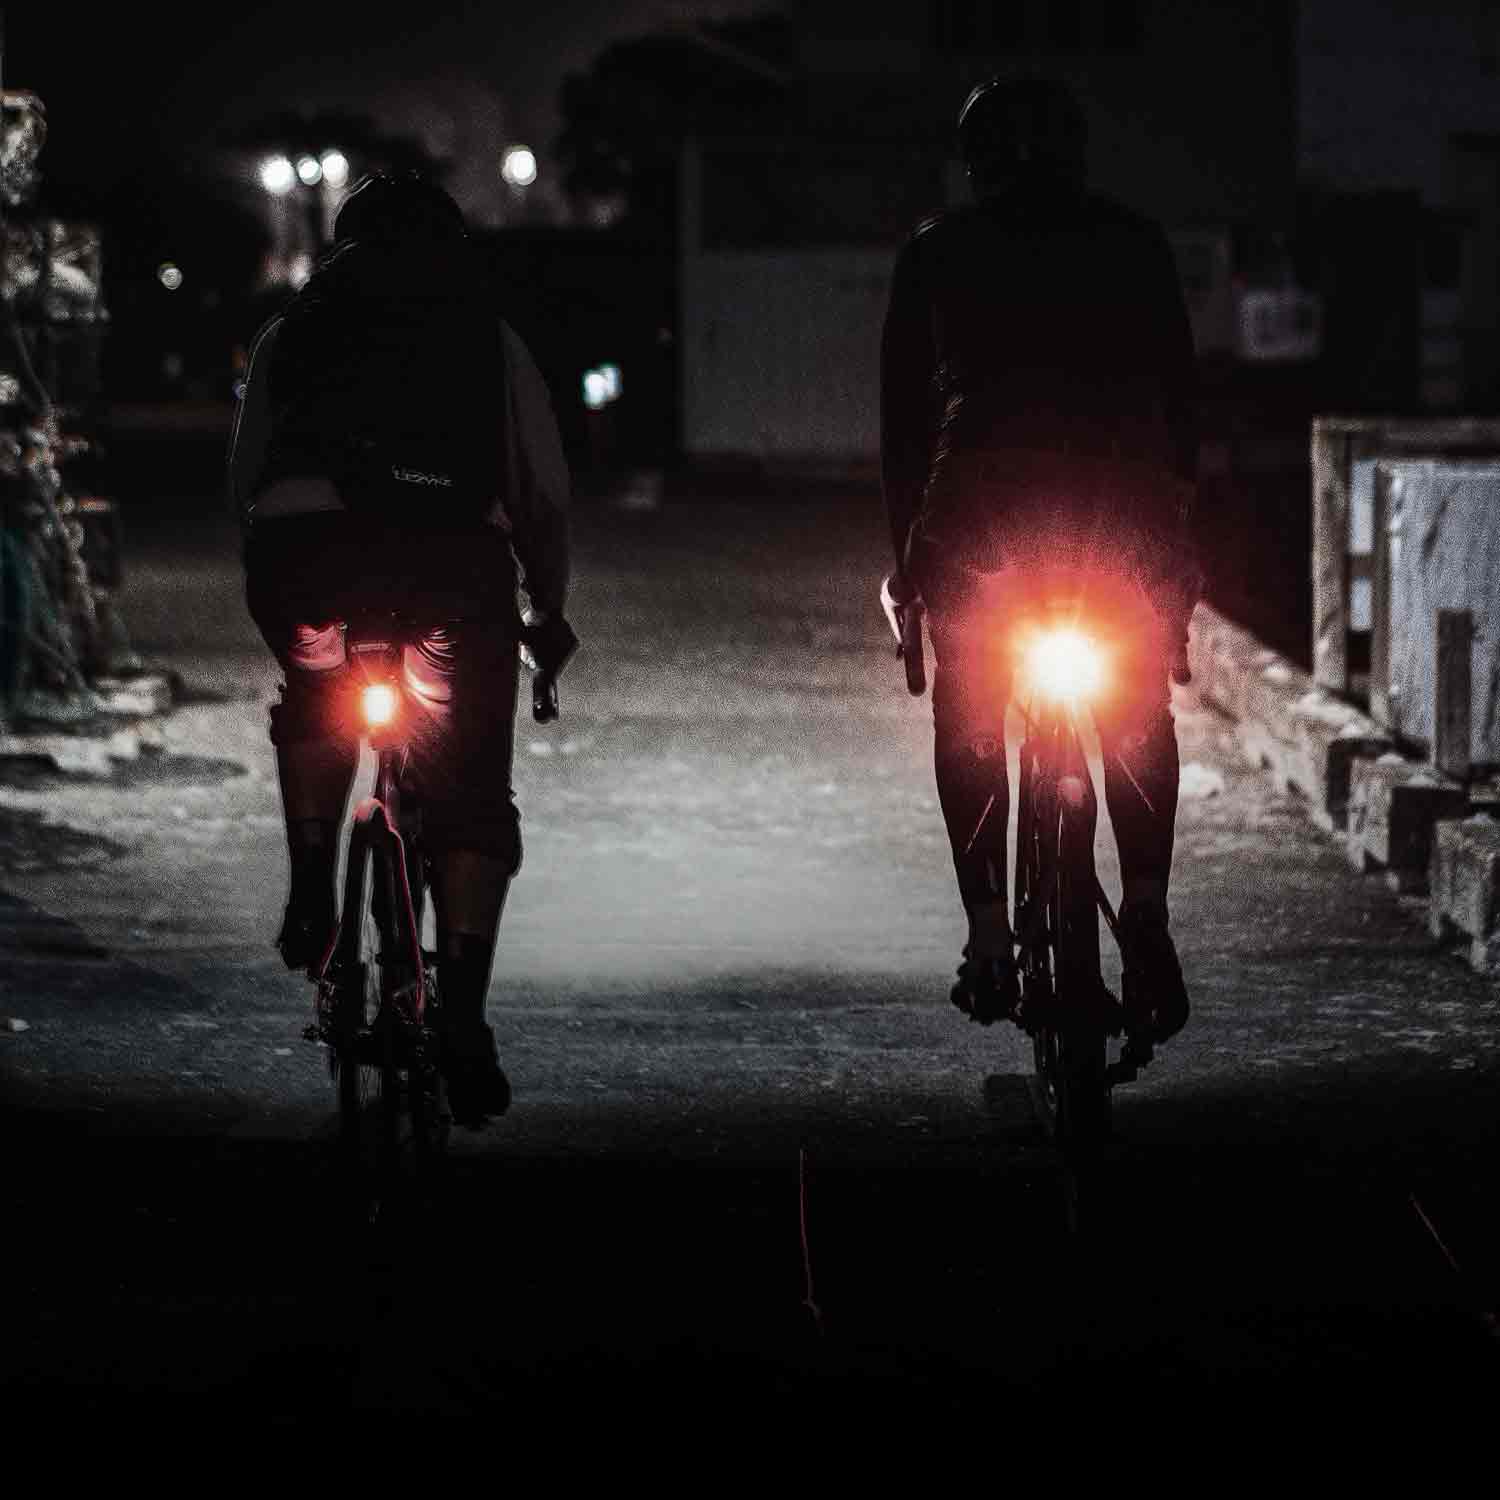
<box><xmin>1</xmin><ymin>89</ymin><xmax>157</xmax><ymax>742</ymax></box>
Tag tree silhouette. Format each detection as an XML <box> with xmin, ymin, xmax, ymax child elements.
<box><xmin>554</xmin><ymin>14</ymin><xmax>793</xmax><ymax>237</ymax></box>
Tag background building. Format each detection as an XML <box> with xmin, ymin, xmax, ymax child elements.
<box><xmin>682</xmin><ymin>0</ymin><xmax>1300</xmax><ymax>468</ymax></box>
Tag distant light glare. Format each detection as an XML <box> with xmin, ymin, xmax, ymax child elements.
<box><xmin>288</xmin><ymin>253</ymin><xmax>313</xmax><ymax>289</ymax></box>
<box><xmin>259</xmin><ymin>155</ymin><xmax>296</xmax><ymax>194</ymax></box>
<box><xmin>320</xmin><ymin>150</ymin><xmax>350</xmax><ymax>188</ymax></box>
<box><xmin>501</xmin><ymin>145</ymin><xmax>538</xmax><ymax>187</ymax></box>
<box><xmin>296</xmin><ymin>154</ymin><xmax>323</xmax><ymax>186</ymax></box>
<box><xmin>157</xmin><ymin>262</ymin><xmax>184</xmax><ymax>291</ymax></box>
<box><xmin>597</xmin><ymin>363</ymin><xmax>621</xmax><ymax>401</ymax></box>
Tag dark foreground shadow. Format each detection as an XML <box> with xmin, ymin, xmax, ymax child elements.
<box><xmin>5</xmin><ymin>1044</ymin><xmax>1499</xmax><ymax>1440</ymax></box>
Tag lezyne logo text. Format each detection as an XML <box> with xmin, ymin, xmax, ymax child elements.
<box><xmin>392</xmin><ymin>467</ymin><xmax>454</xmax><ymax>487</ymax></box>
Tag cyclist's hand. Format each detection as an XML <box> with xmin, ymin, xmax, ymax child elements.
<box><xmin>520</xmin><ymin>614</ymin><xmax>577</xmax><ymax>722</ymax></box>
<box><xmin>520</xmin><ymin>613</ymin><xmax>579</xmax><ymax>677</ymax></box>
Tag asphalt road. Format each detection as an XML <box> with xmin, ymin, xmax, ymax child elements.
<box><xmin>3</xmin><ymin>472</ymin><xmax>1499</xmax><ymax>1444</ymax></box>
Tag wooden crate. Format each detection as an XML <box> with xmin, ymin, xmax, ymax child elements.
<box><xmin>1310</xmin><ymin>417</ymin><xmax>1500</xmax><ymax>700</ymax></box>
<box><xmin>1371</xmin><ymin>459</ymin><xmax>1500</xmax><ymax>771</ymax></box>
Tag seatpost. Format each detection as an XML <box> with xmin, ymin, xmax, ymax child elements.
<box><xmin>376</xmin><ymin>748</ymin><xmax>401</xmax><ymax>825</ymax></box>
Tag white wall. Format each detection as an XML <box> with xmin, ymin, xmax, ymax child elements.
<box><xmin>682</xmin><ymin>248</ymin><xmax>892</xmax><ymax>461</ymax></box>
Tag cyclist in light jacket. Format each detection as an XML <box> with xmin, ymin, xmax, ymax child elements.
<box><xmin>228</xmin><ymin>172</ymin><xmax>575</xmax><ymax>1124</ymax></box>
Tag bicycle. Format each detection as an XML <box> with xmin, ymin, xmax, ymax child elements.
<box><xmin>296</xmin><ymin>611</ymin><xmax>572</xmax><ymax>1214</ymax></box>
<box><xmin>887</xmin><ymin>569</ymin><xmax>1163</xmax><ymax>1167</ymax></box>
<box><xmin>300</xmin><ymin>618</ymin><xmax>448</xmax><ymax>1211</ymax></box>
<box><xmin>1009</xmin><ymin>596</ymin><xmax>1157</xmax><ymax>1165</ymax></box>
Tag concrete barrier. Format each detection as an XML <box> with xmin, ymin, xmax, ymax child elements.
<box><xmin>1188</xmin><ymin>604</ymin><xmax>1392</xmax><ymax>830</ymax></box>
<box><xmin>1190</xmin><ymin>601</ymin><xmax>1496</xmax><ymax>982</ymax></box>
<box><xmin>1346</xmin><ymin>753</ymin><xmax>1468</xmax><ymax>893</ymax></box>
<box><xmin>1429</xmin><ymin>815</ymin><xmax>1500</xmax><ymax>975</ymax></box>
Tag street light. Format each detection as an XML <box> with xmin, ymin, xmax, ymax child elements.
<box><xmin>257</xmin><ymin>147</ymin><xmax>347</xmax><ymax>285</ymax></box>
<box><xmin>501</xmin><ymin>145</ymin><xmax>537</xmax><ymax>188</ymax></box>
<box><xmin>259</xmin><ymin>155</ymin><xmax>296</xmax><ymax>195</ymax></box>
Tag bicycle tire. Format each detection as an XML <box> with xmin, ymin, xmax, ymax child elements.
<box><xmin>367</xmin><ymin>803</ymin><xmax>448</xmax><ymax>1186</ymax></box>
<box><xmin>1017</xmin><ymin>730</ymin><xmax>1057</xmax><ymax>1127</ymax></box>
<box><xmin>332</xmin><ymin>812</ymin><xmax>378</xmax><ymax>1173</ymax></box>
<box><xmin>1051</xmin><ymin>730</ymin><xmax>1111</xmax><ymax>1160</ymax></box>
<box><xmin>1022</xmin><ymin>714</ymin><xmax>1111</xmax><ymax>1159</ymax></box>
<box><xmin>324</xmin><ymin>804</ymin><xmax>435</xmax><ymax>1215</ymax></box>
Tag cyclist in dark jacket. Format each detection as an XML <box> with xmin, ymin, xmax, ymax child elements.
<box><xmin>881</xmin><ymin>77</ymin><xmax>1200</xmax><ymax>1043</ymax></box>
<box><xmin>229</xmin><ymin>173</ymin><xmax>574</xmax><ymax>1123</ymax></box>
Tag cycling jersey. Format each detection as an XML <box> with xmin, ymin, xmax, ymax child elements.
<box><xmin>880</xmin><ymin>183</ymin><xmax>1198</xmax><ymax>597</ymax></box>
<box><xmin>229</xmin><ymin>240</ymin><xmax>570</xmax><ymax>619</ymax></box>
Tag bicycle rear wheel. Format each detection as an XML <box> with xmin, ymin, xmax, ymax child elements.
<box><xmin>1020</xmin><ymin>719</ymin><xmax>1111</xmax><ymax>1159</ymax></box>
<box><xmin>367</xmin><ymin>809</ymin><xmax>447</xmax><ymax>1190</ymax></box>
<box><xmin>1049</xmin><ymin>754</ymin><xmax>1111</xmax><ymax>1158</ymax></box>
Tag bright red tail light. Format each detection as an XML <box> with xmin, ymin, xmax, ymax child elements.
<box><xmin>362</xmin><ymin>683</ymin><xmax>398</xmax><ymax>728</ymax></box>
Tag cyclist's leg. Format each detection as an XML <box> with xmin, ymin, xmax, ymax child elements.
<box><xmin>930</xmin><ymin>607</ymin><xmax>1020</xmax><ymax>1020</ymax></box>
<box><xmin>403</xmin><ymin>620</ymin><xmax>521</xmax><ymax>1117</ymax></box>
<box><xmin>245</xmin><ymin>515</ymin><xmax>365</xmax><ymax>971</ymax></box>
<box><xmin>263</xmin><ymin>624</ymin><xmax>358</xmax><ymax>970</ymax></box>
<box><xmin>932</xmin><ymin>615</ymin><xmax>1012</xmax><ymax>935</ymax></box>
<box><xmin>1095</xmin><ymin>666</ymin><xmax>1188</xmax><ymax>1039</ymax></box>
<box><xmin>1096</xmin><ymin>689</ymin><xmax>1178</xmax><ymax>908</ymax></box>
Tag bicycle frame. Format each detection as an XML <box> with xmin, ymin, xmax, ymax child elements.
<box><xmin>1010</xmin><ymin>618</ymin><xmax>1156</xmax><ymax>1160</ymax></box>
<box><xmin>305</xmin><ymin>623</ymin><xmax>448</xmax><ymax>1192</ymax></box>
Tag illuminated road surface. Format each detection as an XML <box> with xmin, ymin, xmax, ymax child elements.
<box><xmin>4</xmin><ymin>484</ymin><xmax>1498</xmax><ymax>1427</ymax></box>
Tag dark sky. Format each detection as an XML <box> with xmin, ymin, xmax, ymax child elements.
<box><xmin>5</xmin><ymin>2</ymin><xmax>759</xmax><ymax>202</ymax></box>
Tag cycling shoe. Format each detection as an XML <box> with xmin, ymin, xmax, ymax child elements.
<box><xmin>950</xmin><ymin>946</ymin><xmax>1021</xmax><ymax>1026</ymax></box>
<box><xmin>1120</xmin><ymin>903</ymin><xmax>1190</xmax><ymax>1043</ymax></box>
<box><xmin>442</xmin><ymin>1022</ymin><xmax>512</xmax><ymax>1126</ymax></box>
<box><xmin>277</xmin><ymin>901</ymin><xmax>335</xmax><ymax>977</ymax></box>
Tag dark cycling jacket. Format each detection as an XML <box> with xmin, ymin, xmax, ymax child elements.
<box><xmin>229</xmin><ymin>238</ymin><xmax>570</xmax><ymax>619</ymax></box>
<box><xmin>881</xmin><ymin>184</ymin><xmax>1198</xmax><ymax>589</ymax></box>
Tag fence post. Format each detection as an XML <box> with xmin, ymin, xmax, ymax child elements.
<box><xmin>1311</xmin><ymin>418</ymin><xmax>1350</xmax><ymax>695</ymax></box>
<box><xmin>1369</xmin><ymin>464</ymin><xmax>1397</xmax><ymax>730</ymax></box>
<box><xmin>1434</xmin><ymin>609</ymin><xmax>1473</xmax><ymax>782</ymax></box>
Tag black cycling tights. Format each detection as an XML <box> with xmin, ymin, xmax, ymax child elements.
<box><xmin>930</xmin><ymin>622</ymin><xmax>1180</xmax><ymax>920</ymax></box>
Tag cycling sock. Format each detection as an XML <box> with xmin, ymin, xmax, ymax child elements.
<box><xmin>1121</xmin><ymin>880</ymin><xmax>1169</xmax><ymax>923</ymax></box>
<box><xmin>287</xmin><ymin>819</ymin><xmax>339</xmax><ymax>916</ymax></box>
<box><xmin>968</xmin><ymin>899</ymin><xmax>1014</xmax><ymax>958</ymax></box>
<box><xmin>436</xmin><ymin>931</ymin><xmax>497</xmax><ymax>1028</ymax></box>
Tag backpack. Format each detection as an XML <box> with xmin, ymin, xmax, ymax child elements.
<box><xmin>261</xmin><ymin>242</ymin><xmax>508</xmax><ymax>526</ymax></box>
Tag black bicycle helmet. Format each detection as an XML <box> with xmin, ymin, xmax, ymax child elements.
<box><xmin>332</xmin><ymin>171</ymin><xmax>468</xmax><ymax>245</ymax></box>
<box><xmin>957</xmin><ymin>76</ymin><xmax>1087</xmax><ymax>187</ymax></box>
